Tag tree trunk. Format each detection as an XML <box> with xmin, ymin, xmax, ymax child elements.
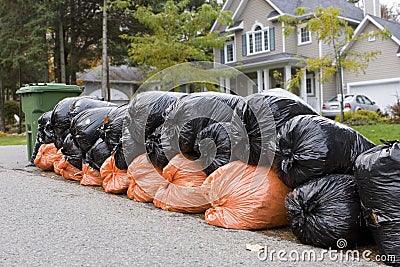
<box><xmin>69</xmin><ymin>32</ymin><xmax>78</xmax><ymax>85</ymax></box>
<box><xmin>101</xmin><ymin>0</ymin><xmax>109</xmax><ymax>101</ymax></box>
<box><xmin>43</xmin><ymin>34</ymin><xmax>49</xmax><ymax>83</ymax></box>
<box><xmin>53</xmin><ymin>28</ymin><xmax>61</xmax><ymax>83</ymax></box>
<box><xmin>59</xmin><ymin>14</ymin><xmax>66</xmax><ymax>84</ymax></box>
<box><xmin>0</xmin><ymin>78</ymin><xmax>6</xmax><ymax>132</ymax></box>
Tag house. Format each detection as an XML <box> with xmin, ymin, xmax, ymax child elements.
<box><xmin>211</xmin><ymin>0</ymin><xmax>398</xmax><ymax>112</ymax></box>
<box><xmin>342</xmin><ymin>15</ymin><xmax>400</xmax><ymax>113</ymax></box>
<box><xmin>76</xmin><ymin>65</ymin><xmax>145</xmax><ymax>104</ymax></box>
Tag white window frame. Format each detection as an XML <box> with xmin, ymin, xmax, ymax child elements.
<box><xmin>306</xmin><ymin>74</ymin><xmax>315</xmax><ymax>96</ymax></box>
<box><xmin>246</xmin><ymin>23</ymin><xmax>270</xmax><ymax>55</ymax></box>
<box><xmin>298</xmin><ymin>25</ymin><xmax>311</xmax><ymax>45</ymax></box>
<box><xmin>224</xmin><ymin>37</ymin><xmax>236</xmax><ymax>63</ymax></box>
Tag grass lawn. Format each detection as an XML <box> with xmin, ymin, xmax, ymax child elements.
<box><xmin>0</xmin><ymin>135</ymin><xmax>27</xmax><ymax>146</ymax></box>
<box><xmin>351</xmin><ymin>124</ymin><xmax>400</xmax><ymax>145</ymax></box>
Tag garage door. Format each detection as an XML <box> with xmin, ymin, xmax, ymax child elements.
<box><xmin>348</xmin><ymin>80</ymin><xmax>400</xmax><ymax>114</ymax></box>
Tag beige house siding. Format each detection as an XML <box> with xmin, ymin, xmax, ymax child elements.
<box><xmin>323</xmin><ymin>79</ymin><xmax>339</xmax><ymax>102</ymax></box>
<box><xmin>284</xmin><ymin>30</ymin><xmax>298</xmax><ymax>54</ymax></box>
<box><xmin>297</xmin><ymin>32</ymin><xmax>320</xmax><ymax>58</ymax></box>
<box><xmin>343</xmin><ymin>22</ymin><xmax>400</xmax><ymax>85</ymax></box>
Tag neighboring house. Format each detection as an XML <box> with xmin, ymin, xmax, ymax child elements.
<box><xmin>211</xmin><ymin>0</ymin><xmax>398</xmax><ymax>112</ymax></box>
<box><xmin>76</xmin><ymin>65</ymin><xmax>145</xmax><ymax>104</ymax></box>
<box><xmin>342</xmin><ymin>15</ymin><xmax>400</xmax><ymax>113</ymax></box>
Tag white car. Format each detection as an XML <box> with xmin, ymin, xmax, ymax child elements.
<box><xmin>322</xmin><ymin>94</ymin><xmax>381</xmax><ymax>118</ymax></box>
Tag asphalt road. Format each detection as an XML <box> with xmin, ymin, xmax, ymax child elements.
<box><xmin>0</xmin><ymin>146</ymin><xmax>381</xmax><ymax>267</ymax></box>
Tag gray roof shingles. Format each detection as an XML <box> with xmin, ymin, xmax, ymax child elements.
<box><xmin>77</xmin><ymin>65</ymin><xmax>145</xmax><ymax>82</ymax></box>
<box><xmin>368</xmin><ymin>14</ymin><xmax>400</xmax><ymax>42</ymax></box>
<box><xmin>227</xmin><ymin>52</ymin><xmax>302</xmax><ymax>67</ymax></box>
<box><xmin>269</xmin><ymin>0</ymin><xmax>364</xmax><ymax>21</ymax></box>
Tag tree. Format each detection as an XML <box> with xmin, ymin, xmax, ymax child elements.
<box><xmin>0</xmin><ymin>0</ymin><xmax>55</xmax><ymax>130</ymax></box>
<box><xmin>119</xmin><ymin>0</ymin><xmax>232</xmax><ymax>72</ymax></box>
<box><xmin>0</xmin><ymin>0</ymin><xmax>144</xmax><ymax>129</ymax></box>
<box><xmin>381</xmin><ymin>3</ymin><xmax>400</xmax><ymax>22</ymax></box>
<box><xmin>0</xmin><ymin>0</ymin><xmax>54</xmax><ymax>85</ymax></box>
<box><xmin>279</xmin><ymin>7</ymin><xmax>389</xmax><ymax>121</ymax></box>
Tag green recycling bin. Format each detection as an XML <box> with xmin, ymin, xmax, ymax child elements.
<box><xmin>16</xmin><ymin>83</ymin><xmax>83</xmax><ymax>161</ymax></box>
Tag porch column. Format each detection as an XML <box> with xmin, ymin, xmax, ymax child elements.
<box><xmin>315</xmin><ymin>70</ymin><xmax>321</xmax><ymax>112</ymax></box>
<box><xmin>263</xmin><ymin>69</ymin><xmax>270</xmax><ymax>90</ymax></box>
<box><xmin>219</xmin><ymin>77</ymin><xmax>225</xmax><ymax>93</ymax></box>
<box><xmin>284</xmin><ymin>65</ymin><xmax>291</xmax><ymax>89</ymax></box>
<box><xmin>225</xmin><ymin>77</ymin><xmax>231</xmax><ymax>94</ymax></box>
<box><xmin>257</xmin><ymin>70</ymin><xmax>263</xmax><ymax>92</ymax></box>
<box><xmin>301</xmin><ymin>68</ymin><xmax>307</xmax><ymax>101</ymax></box>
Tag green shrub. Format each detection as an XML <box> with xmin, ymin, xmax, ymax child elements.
<box><xmin>4</xmin><ymin>101</ymin><xmax>20</xmax><ymax>124</ymax></box>
<box><xmin>335</xmin><ymin>110</ymin><xmax>389</xmax><ymax>125</ymax></box>
<box><xmin>390</xmin><ymin>97</ymin><xmax>400</xmax><ymax>123</ymax></box>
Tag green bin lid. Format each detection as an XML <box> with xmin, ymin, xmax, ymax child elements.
<box><xmin>16</xmin><ymin>83</ymin><xmax>84</xmax><ymax>94</ymax></box>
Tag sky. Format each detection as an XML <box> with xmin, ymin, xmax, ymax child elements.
<box><xmin>380</xmin><ymin>0</ymin><xmax>399</xmax><ymax>7</ymax></box>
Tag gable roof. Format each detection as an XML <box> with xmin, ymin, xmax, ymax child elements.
<box><xmin>344</xmin><ymin>14</ymin><xmax>400</xmax><ymax>53</ymax></box>
<box><xmin>212</xmin><ymin>0</ymin><xmax>364</xmax><ymax>33</ymax></box>
<box><xmin>267</xmin><ymin>0</ymin><xmax>364</xmax><ymax>22</ymax></box>
<box><xmin>368</xmin><ymin>15</ymin><xmax>400</xmax><ymax>44</ymax></box>
<box><xmin>77</xmin><ymin>65</ymin><xmax>145</xmax><ymax>83</ymax></box>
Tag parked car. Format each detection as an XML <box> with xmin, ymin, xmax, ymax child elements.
<box><xmin>322</xmin><ymin>94</ymin><xmax>381</xmax><ymax>118</ymax></box>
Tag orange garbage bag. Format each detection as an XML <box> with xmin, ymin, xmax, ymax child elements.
<box><xmin>34</xmin><ymin>143</ymin><xmax>59</xmax><ymax>171</ymax></box>
<box><xmin>53</xmin><ymin>149</ymin><xmax>64</xmax><ymax>175</ymax></box>
<box><xmin>153</xmin><ymin>154</ymin><xmax>209</xmax><ymax>213</ymax></box>
<box><xmin>58</xmin><ymin>157</ymin><xmax>82</xmax><ymax>181</ymax></box>
<box><xmin>203</xmin><ymin>161</ymin><xmax>291</xmax><ymax>230</ymax></box>
<box><xmin>101</xmin><ymin>154</ymin><xmax>129</xmax><ymax>194</ymax></box>
<box><xmin>127</xmin><ymin>153</ymin><xmax>167</xmax><ymax>202</ymax></box>
<box><xmin>80</xmin><ymin>163</ymin><xmax>103</xmax><ymax>186</ymax></box>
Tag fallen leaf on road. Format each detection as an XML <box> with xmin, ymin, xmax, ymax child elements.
<box><xmin>245</xmin><ymin>244</ymin><xmax>264</xmax><ymax>252</ymax></box>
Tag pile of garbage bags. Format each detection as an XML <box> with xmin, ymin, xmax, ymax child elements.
<box><xmin>354</xmin><ymin>141</ymin><xmax>400</xmax><ymax>265</ymax></box>
<box><xmin>31</xmin><ymin>89</ymin><xmax>399</xmax><ymax>264</ymax></box>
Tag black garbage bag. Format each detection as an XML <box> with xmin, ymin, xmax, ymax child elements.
<box><xmin>274</xmin><ymin>115</ymin><xmax>375</xmax><ymax>188</ymax></box>
<box><xmin>161</xmin><ymin>92</ymin><xmax>245</xmax><ymax>159</ymax></box>
<box><xmin>51</xmin><ymin>96</ymin><xmax>98</xmax><ymax>149</ymax></box>
<box><xmin>38</xmin><ymin>111</ymin><xmax>54</xmax><ymax>144</ymax></box>
<box><xmin>69</xmin><ymin>97</ymin><xmax>117</xmax><ymax>119</ymax></box>
<box><xmin>85</xmin><ymin>138</ymin><xmax>112</xmax><ymax>171</ymax></box>
<box><xmin>354</xmin><ymin>140</ymin><xmax>400</xmax><ymax>266</ymax></box>
<box><xmin>126</xmin><ymin>91</ymin><xmax>185</xmax><ymax>144</ymax></box>
<box><xmin>286</xmin><ymin>174</ymin><xmax>365</xmax><ymax>248</ymax></box>
<box><xmin>194</xmin><ymin>122</ymin><xmax>235</xmax><ymax>176</ymax></box>
<box><xmin>145</xmin><ymin>126</ymin><xmax>169</xmax><ymax>170</ymax></box>
<box><xmin>99</xmin><ymin>104</ymin><xmax>128</xmax><ymax>150</ymax></box>
<box><xmin>121</xmin><ymin>125</ymin><xmax>146</xmax><ymax>166</ymax></box>
<box><xmin>114</xmin><ymin>144</ymin><xmax>128</xmax><ymax>170</ymax></box>
<box><xmin>61</xmin><ymin>133</ymin><xmax>83</xmax><ymax>170</ymax></box>
<box><xmin>30</xmin><ymin>111</ymin><xmax>54</xmax><ymax>163</ymax></box>
<box><xmin>69</xmin><ymin>106</ymin><xmax>117</xmax><ymax>153</ymax></box>
<box><xmin>231</xmin><ymin>89</ymin><xmax>318</xmax><ymax>166</ymax></box>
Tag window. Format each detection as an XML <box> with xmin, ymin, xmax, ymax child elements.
<box><xmin>246</xmin><ymin>24</ymin><xmax>269</xmax><ymax>55</ymax></box>
<box><xmin>298</xmin><ymin>26</ymin><xmax>311</xmax><ymax>45</ymax></box>
<box><xmin>362</xmin><ymin>95</ymin><xmax>373</xmax><ymax>105</ymax></box>
<box><xmin>306</xmin><ymin>74</ymin><xmax>314</xmax><ymax>96</ymax></box>
<box><xmin>356</xmin><ymin>95</ymin><xmax>365</xmax><ymax>104</ymax></box>
<box><xmin>224</xmin><ymin>41</ymin><xmax>235</xmax><ymax>63</ymax></box>
<box><xmin>368</xmin><ymin>31</ymin><xmax>376</xmax><ymax>42</ymax></box>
